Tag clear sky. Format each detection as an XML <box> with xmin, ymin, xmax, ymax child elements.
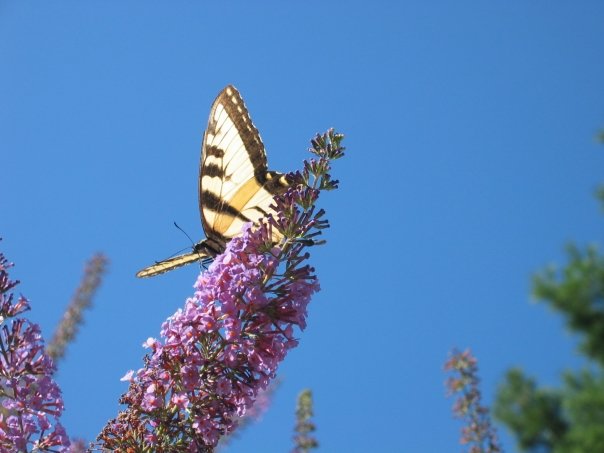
<box><xmin>2</xmin><ymin>2</ymin><xmax>604</xmax><ymax>451</ymax></box>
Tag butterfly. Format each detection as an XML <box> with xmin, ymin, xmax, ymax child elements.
<box><xmin>136</xmin><ymin>85</ymin><xmax>290</xmax><ymax>278</ymax></box>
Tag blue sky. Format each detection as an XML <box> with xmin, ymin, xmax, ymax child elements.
<box><xmin>2</xmin><ymin>2</ymin><xmax>604</xmax><ymax>451</ymax></box>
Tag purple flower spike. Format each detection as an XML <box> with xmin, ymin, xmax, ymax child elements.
<box><xmin>445</xmin><ymin>349</ymin><xmax>502</xmax><ymax>453</ymax></box>
<box><xmin>97</xmin><ymin>130</ymin><xmax>344</xmax><ymax>452</ymax></box>
<box><xmin>0</xmin><ymin>248</ymin><xmax>71</xmax><ymax>452</ymax></box>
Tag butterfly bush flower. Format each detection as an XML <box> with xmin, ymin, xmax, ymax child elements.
<box><xmin>67</xmin><ymin>438</ymin><xmax>88</xmax><ymax>453</ymax></box>
<box><xmin>445</xmin><ymin>349</ymin><xmax>502</xmax><ymax>453</ymax></box>
<box><xmin>216</xmin><ymin>381</ymin><xmax>279</xmax><ymax>451</ymax></box>
<box><xmin>97</xmin><ymin>130</ymin><xmax>344</xmax><ymax>452</ymax></box>
<box><xmin>0</xmin><ymin>248</ymin><xmax>70</xmax><ymax>452</ymax></box>
<box><xmin>46</xmin><ymin>253</ymin><xmax>108</xmax><ymax>363</ymax></box>
<box><xmin>292</xmin><ymin>389</ymin><xmax>318</xmax><ymax>453</ymax></box>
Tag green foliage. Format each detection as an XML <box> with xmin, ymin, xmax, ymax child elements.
<box><xmin>533</xmin><ymin>245</ymin><xmax>604</xmax><ymax>367</ymax></box>
<box><xmin>494</xmin><ymin>369</ymin><xmax>566</xmax><ymax>450</ymax></box>
<box><xmin>560</xmin><ymin>370</ymin><xmax>604</xmax><ymax>451</ymax></box>
<box><xmin>596</xmin><ymin>186</ymin><xmax>604</xmax><ymax>212</ymax></box>
<box><xmin>494</xmin><ymin>196</ymin><xmax>604</xmax><ymax>451</ymax></box>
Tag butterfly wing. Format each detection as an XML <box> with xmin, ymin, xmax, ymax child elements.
<box><xmin>136</xmin><ymin>85</ymin><xmax>289</xmax><ymax>279</ymax></box>
<box><xmin>199</xmin><ymin>85</ymin><xmax>289</xmax><ymax>244</ymax></box>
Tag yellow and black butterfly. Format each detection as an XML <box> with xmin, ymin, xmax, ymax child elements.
<box><xmin>136</xmin><ymin>85</ymin><xmax>290</xmax><ymax>278</ymax></box>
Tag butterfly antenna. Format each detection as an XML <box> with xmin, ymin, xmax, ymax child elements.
<box><xmin>173</xmin><ymin>222</ymin><xmax>208</xmax><ymax>272</ymax></box>
<box><xmin>173</xmin><ymin>222</ymin><xmax>196</xmax><ymax>248</ymax></box>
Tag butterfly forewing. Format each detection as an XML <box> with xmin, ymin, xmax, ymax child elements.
<box><xmin>199</xmin><ymin>85</ymin><xmax>288</xmax><ymax>242</ymax></box>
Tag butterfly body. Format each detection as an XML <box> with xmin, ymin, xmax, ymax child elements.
<box><xmin>136</xmin><ymin>85</ymin><xmax>289</xmax><ymax>278</ymax></box>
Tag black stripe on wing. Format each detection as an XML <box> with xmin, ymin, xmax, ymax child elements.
<box><xmin>201</xmin><ymin>190</ymin><xmax>253</xmax><ymax>223</ymax></box>
<box><xmin>219</xmin><ymin>86</ymin><xmax>268</xmax><ymax>177</ymax></box>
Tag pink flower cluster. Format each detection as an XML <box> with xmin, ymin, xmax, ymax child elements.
<box><xmin>99</xmin><ymin>221</ymin><xmax>317</xmax><ymax>451</ymax></box>
<box><xmin>445</xmin><ymin>349</ymin><xmax>501</xmax><ymax>453</ymax></box>
<box><xmin>98</xmin><ymin>130</ymin><xmax>344</xmax><ymax>451</ymax></box>
<box><xmin>0</xmin><ymin>252</ymin><xmax>70</xmax><ymax>452</ymax></box>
